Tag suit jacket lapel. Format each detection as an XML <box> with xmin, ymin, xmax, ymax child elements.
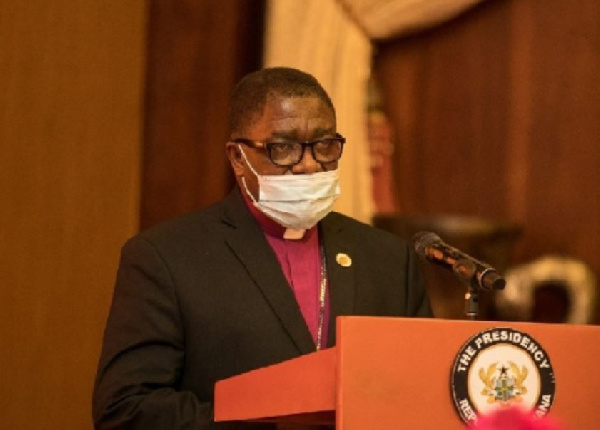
<box><xmin>221</xmin><ymin>190</ymin><xmax>316</xmax><ymax>355</ymax></box>
<box><xmin>320</xmin><ymin>213</ymin><xmax>356</xmax><ymax>347</ymax></box>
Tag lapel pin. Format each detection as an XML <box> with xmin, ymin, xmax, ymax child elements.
<box><xmin>336</xmin><ymin>253</ymin><xmax>352</xmax><ymax>267</ymax></box>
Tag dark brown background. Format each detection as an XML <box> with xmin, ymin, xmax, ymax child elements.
<box><xmin>2</xmin><ymin>0</ymin><xmax>600</xmax><ymax>429</ymax></box>
<box><xmin>373</xmin><ymin>0</ymin><xmax>600</xmax><ymax>322</ymax></box>
<box><xmin>141</xmin><ymin>0</ymin><xmax>265</xmax><ymax>229</ymax></box>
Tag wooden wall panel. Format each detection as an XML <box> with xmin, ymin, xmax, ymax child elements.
<box><xmin>375</xmin><ymin>0</ymin><xmax>512</xmax><ymax>219</ymax></box>
<box><xmin>519</xmin><ymin>0</ymin><xmax>600</xmax><ymax>265</ymax></box>
<box><xmin>141</xmin><ymin>0</ymin><xmax>265</xmax><ymax>229</ymax></box>
<box><xmin>374</xmin><ymin>0</ymin><xmax>600</xmax><ymax>322</ymax></box>
<box><xmin>0</xmin><ymin>1</ymin><xmax>146</xmax><ymax>429</ymax></box>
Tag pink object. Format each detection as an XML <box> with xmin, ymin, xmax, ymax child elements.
<box><xmin>470</xmin><ymin>408</ymin><xmax>564</xmax><ymax>430</ymax></box>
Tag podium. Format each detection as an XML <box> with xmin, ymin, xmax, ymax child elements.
<box><xmin>215</xmin><ymin>317</ymin><xmax>600</xmax><ymax>429</ymax></box>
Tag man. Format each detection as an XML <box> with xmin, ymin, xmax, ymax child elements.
<box><xmin>93</xmin><ymin>67</ymin><xmax>431</xmax><ymax>430</ymax></box>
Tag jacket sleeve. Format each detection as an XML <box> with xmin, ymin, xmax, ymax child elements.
<box><xmin>405</xmin><ymin>245</ymin><xmax>433</xmax><ymax>317</ymax></box>
<box><xmin>92</xmin><ymin>236</ymin><xmax>223</xmax><ymax>430</ymax></box>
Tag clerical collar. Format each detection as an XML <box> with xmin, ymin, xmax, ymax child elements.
<box><xmin>242</xmin><ymin>192</ymin><xmax>314</xmax><ymax>240</ymax></box>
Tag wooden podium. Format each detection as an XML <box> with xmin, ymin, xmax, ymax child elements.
<box><xmin>215</xmin><ymin>317</ymin><xmax>600</xmax><ymax>429</ymax></box>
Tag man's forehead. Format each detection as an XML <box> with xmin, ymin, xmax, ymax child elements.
<box><xmin>261</xmin><ymin>94</ymin><xmax>334</xmax><ymax>119</ymax></box>
<box><xmin>248</xmin><ymin>96</ymin><xmax>334</xmax><ymax>136</ymax></box>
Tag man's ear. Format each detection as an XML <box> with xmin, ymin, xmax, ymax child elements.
<box><xmin>225</xmin><ymin>142</ymin><xmax>245</xmax><ymax>177</ymax></box>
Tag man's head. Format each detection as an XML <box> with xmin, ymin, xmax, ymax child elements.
<box><xmin>226</xmin><ymin>68</ymin><xmax>342</xmax><ymax>202</ymax></box>
<box><xmin>228</xmin><ymin>67</ymin><xmax>335</xmax><ymax>137</ymax></box>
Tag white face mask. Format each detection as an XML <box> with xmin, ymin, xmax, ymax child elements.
<box><xmin>238</xmin><ymin>146</ymin><xmax>340</xmax><ymax>230</ymax></box>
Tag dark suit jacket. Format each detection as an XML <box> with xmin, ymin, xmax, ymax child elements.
<box><xmin>93</xmin><ymin>189</ymin><xmax>431</xmax><ymax>430</ymax></box>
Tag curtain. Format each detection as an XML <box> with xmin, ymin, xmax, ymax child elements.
<box><xmin>338</xmin><ymin>0</ymin><xmax>484</xmax><ymax>39</ymax></box>
<box><xmin>264</xmin><ymin>0</ymin><xmax>485</xmax><ymax>223</ymax></box>
<box><xmin>264</xmin><ymin>0</ymin><xmax>373</xmax><ymax>224</ymax></box>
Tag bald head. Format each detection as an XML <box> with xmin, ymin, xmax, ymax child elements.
<box><xmin>229</xmin><ymin>67</ymin><xmax>335</xmax><ymax>137</ymax></box>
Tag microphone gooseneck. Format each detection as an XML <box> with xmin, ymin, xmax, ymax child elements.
<box><xmin>412</xmin><ymin>231</ymin><xmax>506</xmax><ymax>291</ymax></box>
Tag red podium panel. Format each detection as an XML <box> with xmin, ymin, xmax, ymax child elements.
<box><xmin>215</xmin><ymin>317</ymin><xmax>600</xmax><ymax>429</ymax></box>
<box><xmin>215</xmin><ymin>346</ymin><xmax>336</xmax><ymax>424</ymax></box>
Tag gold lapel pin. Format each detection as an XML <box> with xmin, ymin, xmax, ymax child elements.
<box><xmin>336</xmin><ymin>253</ymin><xmax>352</xmax><ymax>267</ymax></box>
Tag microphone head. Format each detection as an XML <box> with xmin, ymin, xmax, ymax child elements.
<box><xmin>412</xmin><ymin>231</ymin><xmax>442</xmax><ymax>257</ymax></box>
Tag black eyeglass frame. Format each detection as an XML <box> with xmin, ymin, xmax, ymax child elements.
<box><xmin>231</xmin><ymin>133</ymin><xmax>346</xmax><ymax>167</ymax></box>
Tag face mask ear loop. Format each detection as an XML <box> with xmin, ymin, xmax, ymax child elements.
<box><xmin>237</xmin><ymin>145</ymin><xmax>260</xmax><ymax>177</ymax></box>
<box><xmin>237</xmin><ymin>145</ymin><xmax>260</xmax><ymax>203</ymax></box>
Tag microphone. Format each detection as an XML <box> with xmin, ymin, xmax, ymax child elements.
<box><xmin>412</xmin><ymin>231</ymin><xmax>506</xmax><ymax>291</ymax></box>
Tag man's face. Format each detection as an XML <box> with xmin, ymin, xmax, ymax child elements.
<box><xmin>227</xmin><ymin>95</ymin><xmax>337</xmax><ymax>200</ymax></box>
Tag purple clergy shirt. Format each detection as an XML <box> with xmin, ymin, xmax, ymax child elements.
<box><xmin>243</xmin><ymin>196</ymin><xmax>330</xmax><ymax>349</ymax></box>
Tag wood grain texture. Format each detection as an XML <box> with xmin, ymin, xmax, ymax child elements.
<box><xmin>141</xmin><ymin>0</ymin><xmax>265</xmax><ymax>229</ymax></box>
<box><xmin>0</xmin><ymin>1</ymin><xmax>146</xmax><ymax>428</ymax></box>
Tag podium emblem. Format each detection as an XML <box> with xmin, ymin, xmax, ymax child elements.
<box><xmin>450</xmin><ymin>327</ymin><xmax>556</xmax><ymax>424</ymax></box>
<box><xmin>478</xmin><ymin>362</ymin><xmax>529</xmax><ymax>404</ymax></box>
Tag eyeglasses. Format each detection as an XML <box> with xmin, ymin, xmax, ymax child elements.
<box><xmin>231</xmin><ymin>133</ymin><xmax>346</xmax><ymax>167</ymax></box>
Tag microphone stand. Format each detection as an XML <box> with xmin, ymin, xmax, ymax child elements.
<box><xmin>452</xmin><ymin>259</ymin><xmax>480</xmax><ymax>320</ymax></box>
